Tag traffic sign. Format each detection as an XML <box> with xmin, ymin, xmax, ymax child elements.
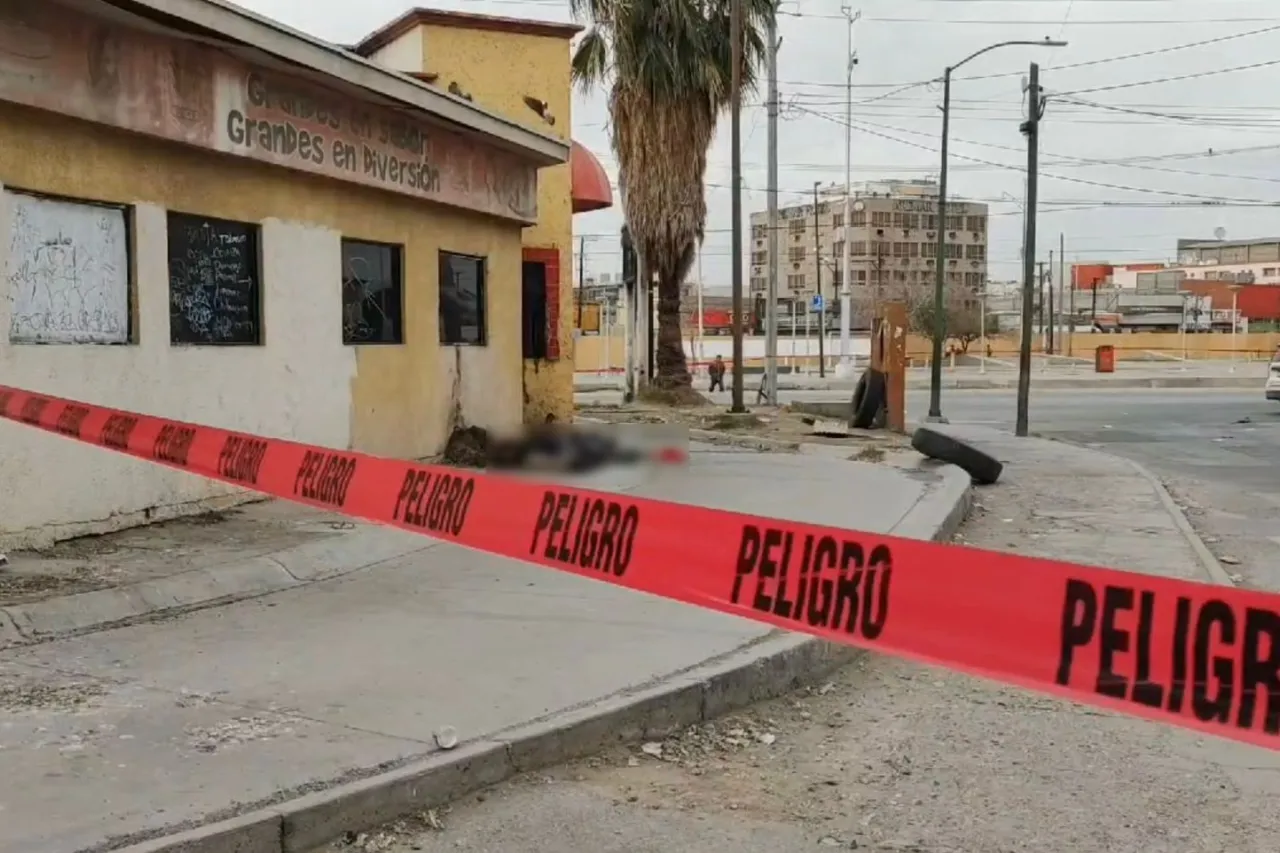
<box><xmin>811</xmin><ymin>294</ymin><xmax>825</xmax><ymax>312</ymax></box>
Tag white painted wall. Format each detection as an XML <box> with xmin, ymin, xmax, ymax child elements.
<box><xmin>0</xmin><ymin>192</ymin><xmax>356</xmax><ymax>547</ymax></box>
<box><xmin>370</xmin><ymin>32</ymin><xmax>425</xmax><ymax>74</ymax></box>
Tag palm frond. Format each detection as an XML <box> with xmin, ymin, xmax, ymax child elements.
<box><xmin>571</xmin><ymin>0</ymin><xmax>776</xmax><ymax>386</ymax></box>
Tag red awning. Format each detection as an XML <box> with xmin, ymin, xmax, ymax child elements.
<box><xmin>570</xmin><ymin>140</ymin><xmax>613</xmax><ymax>214</ymax></box>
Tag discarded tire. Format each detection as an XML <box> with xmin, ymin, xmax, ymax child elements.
<box><xmin>851</xmin><ymin>368</ymin><xmax>887</xmax><ymax>429</ymax></box>
<box><xmin>911</xmin><ymin>426</ymin><xmax>1004</xmax><ymax>485</ymax></box>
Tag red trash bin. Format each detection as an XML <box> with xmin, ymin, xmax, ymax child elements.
<box><xmin>1095</xmin><ymin>344</ymin><xmax>1115</xmax><ymax>374</ymax></box>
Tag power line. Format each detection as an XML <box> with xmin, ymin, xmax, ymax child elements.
<box><xmin>792</xmin><ymin>106</ymin><xmax>1280</xmax><ymax>205</ymax></box>
<box><xmin>1057</xmin><ymin>57</ymin><xmax>1280</xmax><ymax>95</ymax></box>
<box><xmin>777</xmin><ymin>22</ymin><xmax>1280</xmax><ymax>88</ymax></box>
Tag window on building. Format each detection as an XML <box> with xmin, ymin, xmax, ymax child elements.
<box><xmin>6</xmin><ymin>189</ymin><xmax>133</xmax><ymax>345</ymax></box>
<box><xmin>1265</xmin><ymin>268</ymin><xmax>1277</xmax><ymax>276</ymax></box>
<box><xmin>965</xmin><ymin>244</ymin><xmax>986</xmax><ymax>261</ymax></box>
<box><xmin>789</xmin><ymin>219</ymin><xmax>806</xmax><ymax>234</ymax></box>
<box><xmin>966</xmin><ymin>216</ymin><xmax>985</xmax><ymax>232</ymax></box>
<box><xmin>921</xmin><ymin>242</ymin><xmax>936</xmax><ymax>258</ymax></box>
<box><xmin>168</xmin><ymin>211</ymin><xmax>262</xmax><ymax>345</ymax></box>
<box><xmin>788</xmin><ymin>246</ymin><xmax>806</xmax><ymax>263</ymax></box>
<box><xmin>850</xmin><ymin>241</ymin><xmax>867</xmax><ymax>256</ymax></box>
<box><xmin>750</xmin><ymin>277</ymin><xmax>766</xmax><ymax>292</ymax></box>
<box><xmin>855</xmin><ymin>269</ymin><xmax>867</xmax><ymax>282</ymax></box>
<box><xmin>923</xmin><ymin>215</ymin><xmax>937</xmax><ymax>230</ymax></box>
<box><xmin>787</xmin><ymin>274</ymin><xmax>806</xmax><ymax>289</ymax></box>
<box><xmin>752</xmin><ymin>224</ymin><xmax>767</xmax><ymax>240</ymax></box>
<box><xmin>832</xmin><ymin>240</ymin><xmax>845</xmax><ymax>259</ymax></box>
<box><xmin>832</xmin><ymin>213</ymin><xmax>845</xmax><ymax>228</ymax></box>
<box><xmin>945</xmin><ymin>216</ymin><xmax>963</xmax><ymax>230</ymax></box>
<box><xmin>891</xmin><ymin>212</ymin><xmax>921</xmax><ymax>229</ymax></box>
<box><xmin>964</xmin><ymin>272</ymin><xmax>982</xmax><ymax>288</ymax></box>
<box><xmin>871</xmin><ymin>211</ymin><xmax>891</xmax><ymax>227</ymax></box>
<box><xmin>892</xmin><ymin>242</ymin><xmax>909</xmax><ymax>259</ymax></box>
<box><xmin>850</xmin><ymin>209</ymin><xmax>867</xmax><ymax>226</ymax></box>
<box><xmin>832</xmin><ymin>270</ymin><xmax>843</xmax><ymax>289</ymax></box>
<box><xmin>947</xmin><ymin>243</ymin><xmax>963</xmax><ymax>259</ymax></box>
<box><xmin>439</xmin><ymin>251</ymin><xmax>487</xmax><ymax>345</ymax></box>
<box><xmin>751</xmin><ymin>250</ymin><xmax>767</xmax><ymax>264</ymax></box>
<box><xmin>341</xmin><ymin>239</ymin><xmax>404</xmax><ymax>345</ymax></box>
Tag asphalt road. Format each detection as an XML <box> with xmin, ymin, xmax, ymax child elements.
<box><xmin>911</xmin><ymin>387</ymin><xmax>1280</xmax><ymax>591</ymax></box>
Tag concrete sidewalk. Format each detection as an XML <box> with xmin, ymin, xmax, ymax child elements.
<box><xmin>0</xmin><ymin>443</ymin><xmax>970</xmax><ymax>853</ymax></box>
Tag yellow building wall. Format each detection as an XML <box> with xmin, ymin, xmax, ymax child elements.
<box><xmin>417</xmin><ymin>23</ymin><xmax>576</xmax><ymax>423</ymax></box>
<box><xmin>0</xmin><ymin>102</ymin><xmax>525</xmax><ymax>461</ymax></box>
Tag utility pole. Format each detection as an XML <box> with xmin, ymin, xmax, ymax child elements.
<box><xmin>1038</xmin><ymin>261</ymin><xmax>1047</xmax><ymax>353</ymax></box>
<box><xmin>1046</xmin><ymin>250</ymin><xmax>1053</xmax><ymax>354</ymax></box>
<box><xmin>1015</xmin><ymin>62</ymin><xmax>1043</xmax><ymax>437</ymax></box>
<box><xmin>838</xmin><ymin>7</ymin><xmax>860</xmax><ymax>377</ymax></box>
<box><xmin>812</xmin><ymin>182</ymin><xmax>825</xmax><ymax>378</ymax></box>
<box><xmin>926</xmin><ymin>63</ymin><xmax>953</xmax><ymax>424</ymax></box>
<box><xmin>930</xmin><ymin>39</ymin><xmax>1066</xmax><ymax>425</ymax></box>
<box><xmin>1059</xmin><ymin>232</ymin><xmax>1067</xmax><ymax>356</ymax></box>
<box><xmin>728</xmin><ymin>0</ymin><xmax>745</xmax><ymax>412</ymax></box>
<box><xmin>577</xmin><ymin>236</ymin><xmax>586</xmax><ymax>330</ymax></box>
<box><xmin>764</xmin><ymin>16</ymin><xmax>780</xmax><ymax>405</ymax></box>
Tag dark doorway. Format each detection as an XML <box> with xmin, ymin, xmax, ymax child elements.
<box><xmin>522</xmin><ymin>260</ymin><xmax>548</xmax><ymax>359</ymax></box>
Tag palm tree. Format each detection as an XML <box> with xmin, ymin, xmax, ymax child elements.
<box><xmin>571</xmin><ymin>0</ymin><xmax>775</xmax><ymax>389</ymax></box>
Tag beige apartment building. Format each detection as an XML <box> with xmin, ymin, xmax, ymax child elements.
<box><xmin>749</xmin><ymin>180</ymin><xmax>989</xmax><ymax>302</ymax></box>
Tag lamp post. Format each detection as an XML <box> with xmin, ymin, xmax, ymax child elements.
<box><xmin>1229</xmin><ymin>283</ymin><xmax>1243</xmax><ymax>371</ymax></box>
<box><xmin>926</xmin><ymin>37</ymin><xmax>1067</xmax><ymax>423</ymax></box>
<box><xmin>978</xmin><ymin>286</ymin><xmax>988</xmax><ymax>374</ymax></box>
<box><xmin>1178</xmin><ymin>289</ymin><xmax>1191</xmax><ymax>368</ymax></box>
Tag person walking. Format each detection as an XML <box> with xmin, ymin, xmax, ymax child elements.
<box><xmin>708</xmin><ymin>355</ymin><xmax>726</xmax><ymax>392</ymax></box>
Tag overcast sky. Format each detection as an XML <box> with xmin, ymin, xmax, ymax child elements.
<box><xmin>238</xmin><ymin>0</ymin><xmax>1280</xmax><ymax>289</ymax></box>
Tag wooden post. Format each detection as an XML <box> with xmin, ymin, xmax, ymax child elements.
<box><xmin>883</xmin><ymin>301</ymin><xmax>907</xmax><ymax>433</ymax></box>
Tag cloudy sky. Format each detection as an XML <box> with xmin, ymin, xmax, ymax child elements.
<box><xmin>238</xmin><ymin>0</ymin><xmax>1280</xmax><ymax>289</ymax></box>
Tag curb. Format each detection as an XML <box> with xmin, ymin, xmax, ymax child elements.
<box><xmin>0</xmin><ymin>526</ymin><xmax>440</xmax><ymax>649</ymax></box>
<box><xmin>1120</xmin><ymin>458</ymin><xmax>1234</xmax><ymax>587</ymax></box>
<box><xmin>111</xmin><ymin>467</ymin><xmax>973</xmax><ymax>853</ymax></box>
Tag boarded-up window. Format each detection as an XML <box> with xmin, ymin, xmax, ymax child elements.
<box><xmin>6</xmin><ymin>190</ymin><xmax>130</xmax><ymax>344</ymax></box>
<box><xmin>167</xmin><ymin>212</ymin><xmax>262</xmax><ymax>345</ymax></box>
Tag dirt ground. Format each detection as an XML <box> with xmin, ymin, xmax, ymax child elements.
<box><xmin>0</xmin><ymin>501</ymin><xmax>353</xmax><ymax>607</ymax></box>
<box><xmin>576</xmin><ymin>401</ymin><xmax>913</xmax><ymax>463</ymax></box>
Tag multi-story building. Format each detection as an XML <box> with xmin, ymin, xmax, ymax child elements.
<box><xmin>747</xmin><ymin>179</ymin><xmax>989</xmax><ymax>301</ymax></box>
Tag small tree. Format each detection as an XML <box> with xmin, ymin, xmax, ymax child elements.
<box><xmin>910</xmin><ymin>288</ymin><xmax>984</xmax><ymax>353</ymax></box>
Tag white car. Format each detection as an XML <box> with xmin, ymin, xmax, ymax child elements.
<box><xmin>1267</xmin><ymin>357</ymin><xmax>1280</xmax><ymax>401</ymax></box>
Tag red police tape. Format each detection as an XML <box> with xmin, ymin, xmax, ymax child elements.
<box><xmin>1</xmin><ymin>384</ymin><xmax>1279</xmax><ymax>751</ymax></box>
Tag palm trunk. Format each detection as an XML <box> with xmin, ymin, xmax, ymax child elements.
<box><xmin>654</xmin><ymin>269</ymin><xmax>690</xmax><ymax>388</ymax></box>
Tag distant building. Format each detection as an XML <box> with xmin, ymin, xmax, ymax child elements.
<box><xmin>747</xmin><ymin>179</ymin><xmax>989</xmax><ymax>301</ymax></box>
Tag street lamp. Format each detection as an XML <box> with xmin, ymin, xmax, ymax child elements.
<box><xmin>1229</xmin><ymin>283</ymin><xmax>1243</xmax><ymax>372</ymax></box>
<box><xmin>1177</xmin><ymin>289</ymin><xmax>1191</xmax><ymax>368</ymax></box>
<box><xmin>978</xmin><ymin>285</ymin><xmax>988</xmax><ymax>374</ymax></box>
<box><xmin>926</xmin><ymin>37</ymin><xmax>1067</xmax><ymax>423</ymax></box>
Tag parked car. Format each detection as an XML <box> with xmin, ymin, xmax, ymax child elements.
<box><xmin>1267</xmin><ymin>348</ymin><xmax>1280</xmax><ymax>401</ymax></box>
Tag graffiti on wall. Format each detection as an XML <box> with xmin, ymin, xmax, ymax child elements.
<box><xmin>0</xmin><ymin>0</ymin><xmax>539</xmax><ymax>223</ymax></box>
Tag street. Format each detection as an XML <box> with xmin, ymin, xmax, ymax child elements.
<box><xmin>909</xmin><ymin>387</ymin><xmax>1280</xmax><ymax>593</ymax></box>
